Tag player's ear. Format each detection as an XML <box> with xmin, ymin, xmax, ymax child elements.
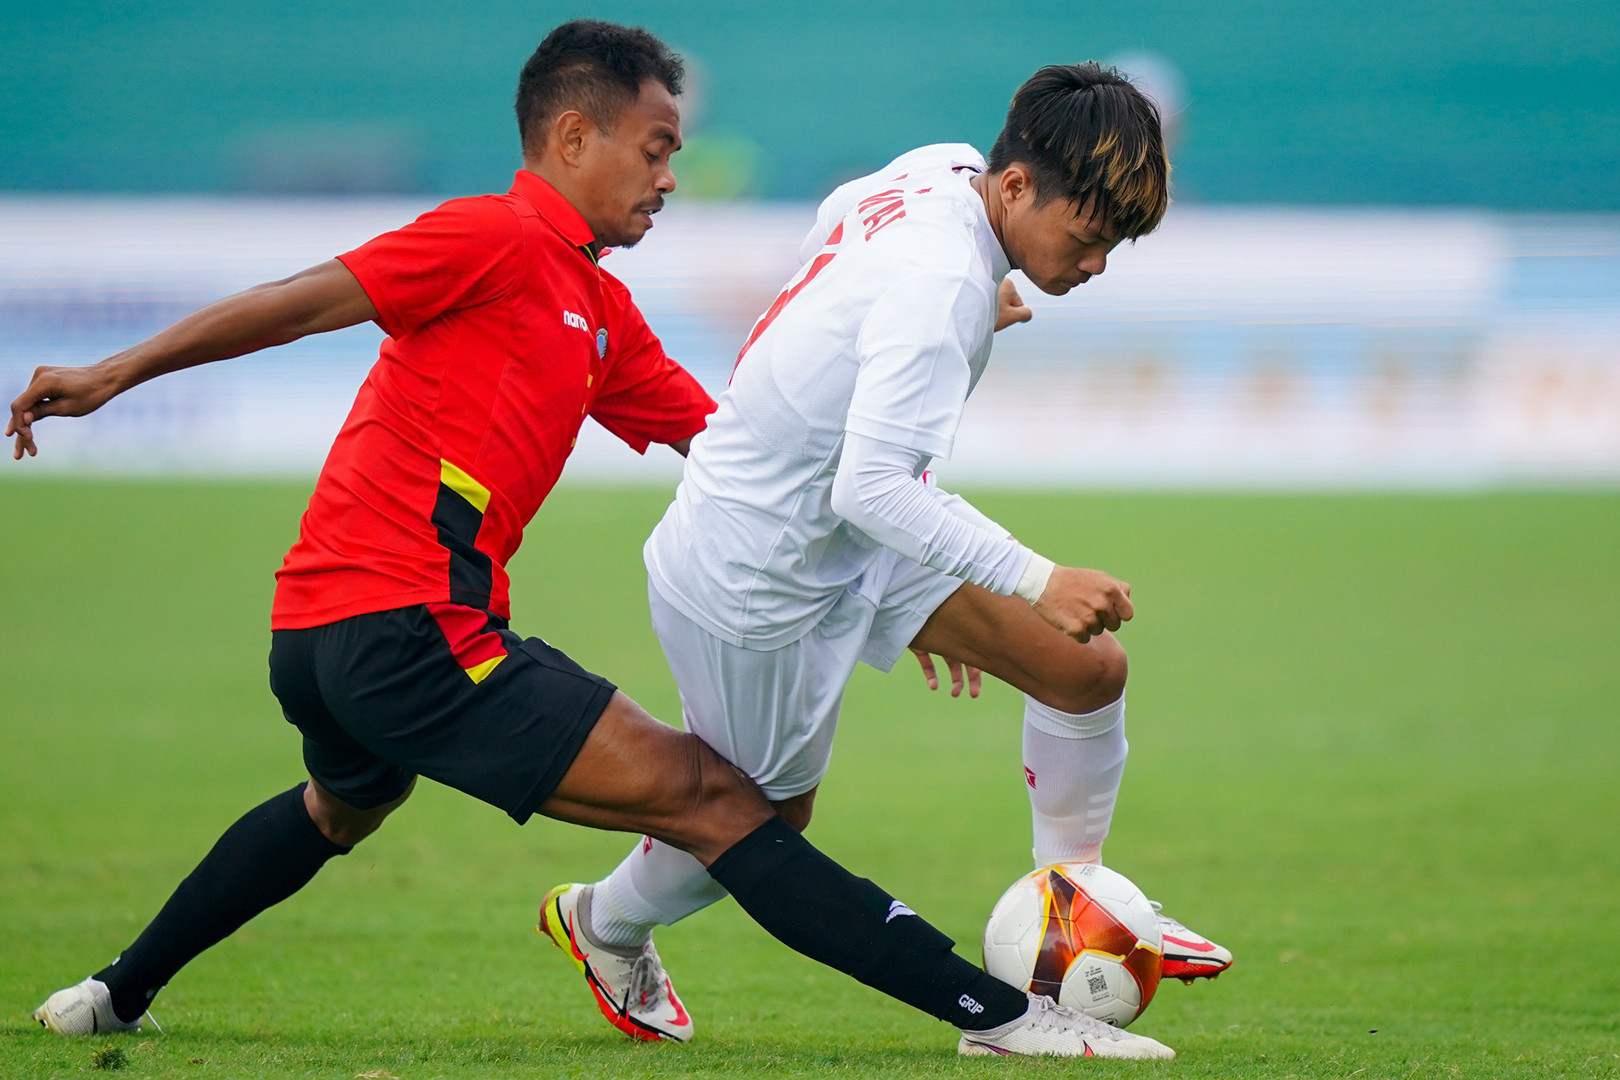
<box><xmin>998</xmin><ymin>164</ymin><xmax>1033</xmax><ymax>208</ymax></box>
<box><xmin>553</xmin><ymin>110</ymin><xmax>589</xmax><ymax>166</ymax></box>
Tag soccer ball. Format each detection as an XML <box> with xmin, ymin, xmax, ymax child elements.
<box><xmin>981</xmin><ymin>863</ymin><xmax>1164</xmax><ymax>1028</ymax></box>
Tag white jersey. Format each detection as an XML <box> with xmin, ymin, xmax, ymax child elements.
<box><xmin>646</xmin><ymin>144</ymin><xmax>1014</xmax><ymax>649</ymax></box>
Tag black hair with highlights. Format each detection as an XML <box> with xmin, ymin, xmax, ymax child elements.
<box><xmin>988</xmin><ymin>63</ymin><xmax>1169</xmax><ymax>238</ymax></box>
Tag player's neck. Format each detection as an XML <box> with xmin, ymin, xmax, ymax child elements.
<box><xmin>519</xmin><ymin>160</ymin><xmax>605</xmax><ymax>256</ymax></box>
<box><xmin>970</xmin><ymin>171</ymin><xmax>1014</xmax><ymax>269</ymax></box>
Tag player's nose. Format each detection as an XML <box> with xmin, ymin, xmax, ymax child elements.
<box><xmin>1079</xmin><ymin>251</ymin><xmax>1108</xmax><ymax>278</ymax></box>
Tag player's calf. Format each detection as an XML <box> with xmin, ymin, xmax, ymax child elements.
<box><xmin>36</xmin><ymin>780</ymin><xmax>370</xmax><ymax>1034</ymax></box>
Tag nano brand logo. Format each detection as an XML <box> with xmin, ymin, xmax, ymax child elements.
<box><xmin>886</xmin><ymin>900</ymin><xmax>916</xmax><ymax>923</ymax></box>
<box><xmin>562</xmin><ymin>310</ymin><xmax>589</xmax><ymax>332</ymax></box>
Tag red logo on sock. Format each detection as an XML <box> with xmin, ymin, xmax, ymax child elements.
<box><xmin>1025</xmin><ymin>766</ymin><xmax>1037</xmax><ymax>789</ymax></box>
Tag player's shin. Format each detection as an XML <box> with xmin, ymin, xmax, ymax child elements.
<box><xmin>591</xmin><ymin>836</ymin><xmax>728</xmax><ymax>948</ymax></box>
<box><xmin>706</xmin><ymin>817</ymin><xmax>1027</xmax><ymax>1031</ymax></box>
<box><xmin>94</xmin><ymin>783</ymin><xmax>351</xmax><ymax>1023</ymax></box>
<box><xmin>1023</xmin><ymin>695</ymin><xmax>1127</xmax><ymax>867</ymax></box>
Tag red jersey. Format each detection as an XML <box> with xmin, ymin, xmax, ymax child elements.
<box><xmin>272</xmin><ymin>171</ymin><xmax>716</xmax><ymax>630</ymax></box>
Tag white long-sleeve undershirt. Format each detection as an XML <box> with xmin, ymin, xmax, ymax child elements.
<box><xmin>829</xmin><ymin>429</ymin><xmax>1032</xmax><ymax>595</ymax></box>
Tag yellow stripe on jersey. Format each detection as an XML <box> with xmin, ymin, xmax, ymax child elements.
<box><xmin>439</xmin><ymin>459</ymin><xmax>491</xmax><ymax>513</ymax></box>
<box><xmin>464</xmin><ymin>654</ymin><xmax>506</xmax><ymax>684</ymax></box>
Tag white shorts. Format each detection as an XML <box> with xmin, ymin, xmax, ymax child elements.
<box><xmin>647</xmin><ymin>548</ymin><xmax>964</xmax><ymax>801</ymax></box>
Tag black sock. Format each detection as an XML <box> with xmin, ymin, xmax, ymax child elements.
<box><xmin>706</xmin><ymin>817</ymin><xmax>1026</xmax><ymax>1031</ymax></box>
<box><xmin>95</xmin><ymin>783</ymin><xmax>350</xmax><ymax>1023</ymax></box>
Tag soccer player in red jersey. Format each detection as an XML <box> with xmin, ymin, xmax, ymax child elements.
<box><xmin>11</xmin><ymin>20</ymin><xmax>1123</xmax><ymax>1057</ymax></box>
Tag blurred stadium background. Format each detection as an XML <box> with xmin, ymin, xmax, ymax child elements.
<box><xmin>5</xmin><ymin>7</ymin><xmax>1619</xmax><ymax>1076</ymax></box>
<box><xmin>3</xmin><ymin>0</ymin><xmax>1617</xmax><ymax>486</ymax></box>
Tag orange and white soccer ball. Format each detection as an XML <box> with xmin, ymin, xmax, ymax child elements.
<box><xmin>981</xmin><ymin>863</ymin><xmax>1164</xmax><ymax>1028</ymax></box>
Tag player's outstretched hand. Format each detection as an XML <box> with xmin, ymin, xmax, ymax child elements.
<box><xmin>1032</xmin><ymin>566</ymin><xmax>1133</xmax><ymax>643</ymax></box>
<box><xmin>994</xmin><ymin>277</ymin><xmax>1032</xmax><ymax>332</ymax></box>
<box><xmin>7</xmin><ymin>363</ymin><xmax>122</xmax><ymax>459</ymax></box>
<box><xmin>910</xmin><ymin>648</ymin><xmax>982</xmax><ymax>698</ymax></box>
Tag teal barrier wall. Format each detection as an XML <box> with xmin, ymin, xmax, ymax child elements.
<box><xmin>3</xmin><ymin>1</ymin><xmax>1617</xmax><ymax>207</ymax></box>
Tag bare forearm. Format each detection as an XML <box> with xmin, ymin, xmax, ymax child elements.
<box><xmin>103</xmin><ymin>261</ymin><xmax>375</xmax><ymax>393</ymax></box>
<box><xmin>8</xmin><ymin>258</ymin><xmax>376</xmax><ymax>459</ymax></box>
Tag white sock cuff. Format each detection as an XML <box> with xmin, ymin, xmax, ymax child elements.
<box><xmin>1023</xmin><ymin>694</ymin><xmax>1124</xmax><ymax>740</ymax></box>
<box><xmin>594</xmin><ymin>856</ymin><xmax>665</xmax><ymax>940</ymax></box>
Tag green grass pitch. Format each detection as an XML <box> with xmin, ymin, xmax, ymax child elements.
<box><xmin>2</xmin><ymin>480</ymin><xmax>1616</xmax><ymax>1079</ymax></box>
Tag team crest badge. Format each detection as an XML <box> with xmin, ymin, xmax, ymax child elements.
<box><xmin>596</xmin><ymin>327</ymin><xmax>608</xmax><ymax>357</ymax></box>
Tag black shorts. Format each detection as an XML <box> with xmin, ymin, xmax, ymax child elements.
<box><xmin>268</xmin><ymin>604</ymin><xmax>616</xmax><ymax>823</ymax></box>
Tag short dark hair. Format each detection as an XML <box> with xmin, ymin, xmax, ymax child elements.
<box><xmin>515</xmin><ymin>20</ymin><xmax>685</xmax><ymax>153</ymax></box>
<box><xmin>988</xmin><ymin>63</ymin><xmax>1169</xmax><ymax>239</ymax></box>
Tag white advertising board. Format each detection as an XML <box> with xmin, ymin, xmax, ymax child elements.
<box><xmin>2</xmin><ymin>197</ymin><xmax>1616</xmax><ymax>487</ymax></box>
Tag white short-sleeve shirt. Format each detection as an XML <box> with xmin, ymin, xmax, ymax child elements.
<box><xmin>645</xmin><ymin>143</ymin><xmax>1012</xmax><ymax>649</ymax></box>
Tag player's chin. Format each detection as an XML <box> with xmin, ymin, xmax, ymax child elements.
<box><xmin>606</xmin><ymin>216</ymin><xmax>654</xmax><ymax>249</ymax></box>
<box><xmin>1033</xmin><ymin>276</ymin><xmax>1075</xmax><ymax>297</ymax></box>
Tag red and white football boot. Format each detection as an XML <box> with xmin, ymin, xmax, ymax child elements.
<box><xmin>1150</xmin><ymin>901</ymin><xmax>1233</xmax><ymax>982</ymax></box>
<box><xmin>539</xmin><ymin>883</ymin><xmax>694</xmax><ymax>1043</ymax></box>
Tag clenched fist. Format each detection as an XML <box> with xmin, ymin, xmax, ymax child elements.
<box><xmin>1031</xmin><ymin>566</ymin><xmax>1133</xmax><ymax>642</ymax></box>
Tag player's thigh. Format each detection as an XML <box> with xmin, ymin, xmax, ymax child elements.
<box><xmin>301</xmin><ymin>605</ymin><xmax>617</xmax><ymax>825</ymax></box>
<box><xmin>649</xmin><ymin>580</ymin><xmax>852</xmax><ymax>801</ymax></box>
<box><xmin>538</xmin><ymin>690</ymin><xmax>772</xmax><ymax>864</ymax></box>
<box><xmin>270</xmin><ymin>624</ymin><xmax>417</xmax><ymax>814</ymax></box>
<box><xmin>910</xmin><ymin>583</ymin><xmax>1127</xmax><ymax>714</ymax></box>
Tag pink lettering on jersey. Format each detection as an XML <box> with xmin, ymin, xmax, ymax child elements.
<box><xmin>857</xmin><ymin>188</ymin><xmax>907</xmax><ymax>240</ymax></box>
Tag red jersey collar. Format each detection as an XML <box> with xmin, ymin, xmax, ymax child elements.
<box><xmin>509</xmin><ymin>170</ymin><xmax>595</xmax><ymax>249</ymax></box>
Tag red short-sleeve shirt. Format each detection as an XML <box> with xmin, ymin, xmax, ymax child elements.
<box><xmin>271</xmin><ymin>171</ymin><xmax>716</xmax><ymax>630</ymax></box>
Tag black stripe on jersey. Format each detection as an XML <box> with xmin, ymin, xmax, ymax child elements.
<box><xmin>432</xmin><ymin>482</ymin><xmax>493</xmax><ymax>611</ymax></box>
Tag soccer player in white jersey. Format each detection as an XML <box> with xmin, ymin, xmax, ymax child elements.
<box><xmin>541</xmin><ymin>63</ymin><xmax>1228</xmax><ymax>1055</ymax></box>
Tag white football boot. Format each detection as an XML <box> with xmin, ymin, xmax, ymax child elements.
<box><xmin>958</xmin><ymin>993</ymin><xmax>1175</xmax><ymax>1059</ymax></box>
<box><xmin>33</xmin><ymin>977</ymin><xmax>145</xmax><ymax>1036</ymax></box>
<box><xmin>538</xmin><ymin>883</ymin><xmax>693</xmax><ymax>1043</ymax></box>
<box><xmin>1151</xmin><ymin>901</ymin><xmax>1234</xmax><ymax>982</ymax></box>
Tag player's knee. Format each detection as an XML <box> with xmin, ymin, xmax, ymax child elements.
<box><xmin>691</xmin><ymin>744</ymin><xmax>771</xmax><ymax>833</ymax></box>
<box><xmin>771</xmin><ymin>788</ymin><xmax>817</xmax><ymax>832</ymax></box>
<box><xmin>1041</xmin><ymin>635</ymin><xmax>1128</xmax><ymax>715</ymax></box>
<box><xmin>645</xmin><ymin>734</ymin><xmax>771</xmax><ymax>857</ymax></box>
<box><xmin>305</xmin><ymin>777</ymin><xmax>414</xmax><ymax>848</ymax></box>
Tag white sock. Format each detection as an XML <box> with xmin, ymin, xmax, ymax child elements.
<box><xmin>1023</xmin><ymin>694</ymin><xmax>1128</xmax><ymax>867</ymax></box>
<box><xmin>590</xmin><ymin>836</ymin><xmax>730</xmax><ymax>948</ymax></box>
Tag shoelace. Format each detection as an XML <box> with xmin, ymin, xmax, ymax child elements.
<box><xmin>624</xmin><ymin>948</ymin><xmax>668</xmax><ymax>1011</ymax></box>
<box><xmin>1025</xmin><ymin>996</ymin><xmax>1129</xmax><ymax>1042</ymax></box>
<box><xmin>1147</xmin><ymin>900</ymin><xmax>1190</xmax><ymax>936</ymax></box>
